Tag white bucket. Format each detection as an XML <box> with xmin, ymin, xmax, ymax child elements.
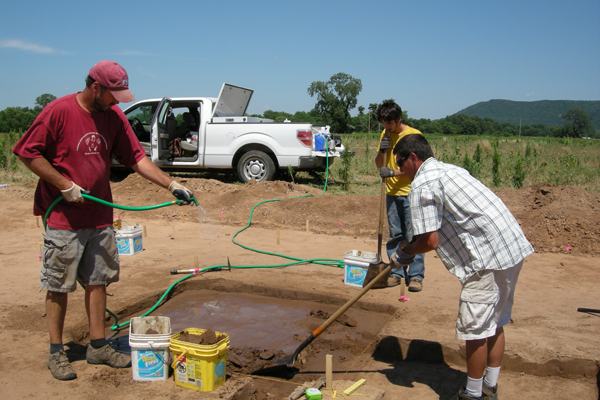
<box><xmin>115</xmin><ymin>225</ymin><xmax>143</xmax><ymax>255</ymax></box>
<box><xmin>129</xmin><ymin>316</ymin><xmax>171</xmax><ymax>381</ymax></box>
<box><xmin>343</xmin><ymin>250</ymin><xmax>379</xmax><ymax>287</ymax></box>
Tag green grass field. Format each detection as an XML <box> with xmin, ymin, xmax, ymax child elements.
<box><xmin>319</xmin><ymin>133</ymin><xmax>600</xmax><ymax>195</ymax></box>
<box><xmin>2</xmin><ymin>131</ymin><xmax>599</xmax><ymax>195</ymax></box>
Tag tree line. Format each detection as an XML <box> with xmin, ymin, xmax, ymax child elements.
<box><xmin>0</xmin><ymin>94</ymin><xmax>56</xmax><ymax>133</ymax></box>
<box><xmin>2</xmin><ymin>74</ymin><xmax>596</xmax><ymax>139</ymax></box>
<box><xmin>253</xmin><ymin>72</ymin><xmax>597</xmax><ymax>139</ymax></box>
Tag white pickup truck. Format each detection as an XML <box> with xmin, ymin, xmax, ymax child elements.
<box><xmin>114</xmin><ymin>83</ymin><xmax>345</xmax><ymax>182</ymax></box>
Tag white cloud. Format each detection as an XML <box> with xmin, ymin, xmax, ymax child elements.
<box><xmin>525</xmin><ymin>92</ymin><xmax>536</xmax><ymax>97</ymax></box>
<box><xmin>114</xmin><ymin>50</ymin><xmax>156</xmax><ymax>56</ymax></box>
<box><xmin>136</xmin><ymin>67</ymin><xmax>158</xmax><ymax>78</ymax></box>
<box><xmin>0</xmin><ymin>39</ymin><xmax>55</xmax><ymax>54</ymax></box>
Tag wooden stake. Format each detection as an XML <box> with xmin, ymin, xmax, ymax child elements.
<box><xmin>181</xmin><ymin>213</ymin><xmax>185</xmax><ymax>223</ymax></box>
<box><xmin>36</xmin><ymin>217</ymin><xmax>40</xmax><ymax>228</ymax></box>
<box><xmin>143</xmin><ymin>225</ymin><xmax>147</xmax><ymax>237</ymax></box>
<box><xmin>276</xmin><ymin>230</ymin><xmax>280</xmax><ymax>245</ymax></box>
<box><xmin>194</xmin><ymin>255</ymin><xmax>199</xmax><ymax>269</ymax></box>
<box><xmin>343</xmin><ymin>379</ymin><xmax>366</xmax><ymax>395</ymax></box>
<box><xmin>401</xmin><ymin>278</ymin><xmax>406</xmax><ymax>298</ymax></box>
<box><xmin>326</xmin><ymin>354</ymin><xmax>333</xmax><ymax>389</ymax></box>
<box><xmin>306</xmin><ymin>220</ymin><xmax>309</xmax><ymax>232</ymax></box>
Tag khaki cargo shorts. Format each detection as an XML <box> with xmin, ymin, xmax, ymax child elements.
<box><xmin>455</xmin><ymin>260</ymin><xmax>524</xmax><ymax>341</ymax></box>
<box><xmin>40</xmin><ymin>226</ymin><xmax>120</xmax><ymax>293</ymax></box>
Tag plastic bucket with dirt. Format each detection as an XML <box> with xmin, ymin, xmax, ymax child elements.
<box><xmin>170</xmin><ymin>328</ymin><xmax>230</xmax><ymax>392</ymax></box>
<box><xmin>129</xmin><ymin>316</ymin><xmax>171</xmax><ymax>381</ymax></box>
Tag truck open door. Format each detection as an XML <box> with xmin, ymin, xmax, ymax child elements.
<box><xmin>150</xmin><ymin>97</ymin><xmax>174</xmax><ymax>162</ymax></box>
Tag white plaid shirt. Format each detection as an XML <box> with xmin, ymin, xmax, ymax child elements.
<box><xmin>409</xmin><ymin>158</ymin><xmax>534</xmax><ymax>283</ymax></box>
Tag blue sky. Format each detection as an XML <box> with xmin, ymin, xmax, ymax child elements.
<box><xmin>1</xmin><ymin>0</ymin><xmax>599</xmax><ymax>121</ymax></box>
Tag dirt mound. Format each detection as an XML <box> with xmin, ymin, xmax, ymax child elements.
<box><xmin>111</xmin><ymin>174</ymin><xmax>600</xmax><ymax>257</ymax></box>
<box><xmin>495</xmin><ymin>183</ymin><xmax>600</xmax><ymax>256</ymax></box>
<box><xmin>6</xmin><ymin>174</ymin><xmax>599</xmax><ymax>256</ymax></box>
<box><xmin>227</xmin><ymin>347</ymin><xmax>288</xmax><ymax>375</ymax></box>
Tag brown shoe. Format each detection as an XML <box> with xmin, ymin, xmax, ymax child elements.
<box><xmin>387</xmin><ymin>276</ymin><xmax>402</xmax><ymax>288</ymax></box>
<box><xmin>48</xmin><ymin>350</ymin><xmax>77</xmax><ymax>380</ymax></box>
<box><xmin>482</xmin><ymin>382</ymin><xmax>498</xmax><ymax>400</ymax></box>
<box><xmin>408</xmin><ymin>280</ymin><xmax>423</xmax><ymax>292</ymax></box>
<box><xmin>451</xmin><ymin>388</ymin><xmax>483</xmax><ymax>400</ymax></box>
<box><xmin>86</xmin><ymin>344</ymin><xmax>131</xmax><ymax>368</ymax></box>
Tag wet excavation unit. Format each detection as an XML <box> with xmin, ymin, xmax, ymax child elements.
<box><xmin>113</xmin><ymin>278</ymin><xmax>396</xmax><ymax>391</ymax></box>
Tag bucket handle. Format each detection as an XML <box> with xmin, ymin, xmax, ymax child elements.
<box><xmin>171</xmin><ymin>348</ymin><xmax>188</xmax><ymax>369</ymax></box>
<box><xmin>147</xmin><ymin>341</ymin><xmax>170</xmax><ymax>366</ymax></box>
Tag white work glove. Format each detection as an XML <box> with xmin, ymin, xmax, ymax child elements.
<box><xmin>390</xmin><ymin>247</ymin><xmax>415</xmax><ymax>268</ymax></box>
<box><xmin>168</xmin><ymin>181</ymin><xmax>194</xmax><ymax>205</ymax></box>
<box><xmin>61</xmin><ymin>181</ymin><xmax>87</xmax><ymax>203</ymax></box>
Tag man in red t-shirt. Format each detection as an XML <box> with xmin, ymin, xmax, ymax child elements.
<box><xmin>13</xmin><ymin>60</ymin><xmax>194</xmax><ymax>381</ymax></box>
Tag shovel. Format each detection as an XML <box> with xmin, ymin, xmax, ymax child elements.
<box><xmin>362</xmin><ymin>133</ymin><xmax>390</xmax><ymax>289</ymax></box>
<box><xmin>253</xmin><ymin>263</ymin><xmax>392</xmax><ymax>374</ymax></box>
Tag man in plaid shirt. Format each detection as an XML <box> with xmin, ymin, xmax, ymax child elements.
<box><xmin>389</xmin><ymin>134</ymin><xmax>533</xmax><ymax>400</ymax></box>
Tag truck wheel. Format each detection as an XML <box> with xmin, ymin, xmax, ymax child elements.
<box><xmin>237</xmin><ymin>150</ymin><xmax>276</xmax><ymax>183</ymax></box>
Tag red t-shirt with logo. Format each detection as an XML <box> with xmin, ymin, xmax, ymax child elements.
<box><xmin>12</xmin><ymin>93</ymin><xmax>146</xmax><ymax>229</ymax></box>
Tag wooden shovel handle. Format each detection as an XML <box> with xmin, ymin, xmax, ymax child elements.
<box><xmin>377</xmin><ymin>134</ymin><xmax>389</xmax><ymax>261</ymax></box>
<box><xmin>312</xmin><ymin>263</ymin><xmax>392</xmax><ymax>339</ymax></box>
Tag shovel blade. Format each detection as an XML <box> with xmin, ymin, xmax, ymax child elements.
<box><xmin>251</xmin><ymin>354</ymin><xmax>295</xmax><ymax>375</ymax></box>
<box><xmin>362</xmin><ymin>261</ymin><xmax>390</xmax><ymax>288</ymax></box>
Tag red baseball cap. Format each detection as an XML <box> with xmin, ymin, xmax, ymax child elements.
<box><xmin>89</xmin><ymin>60</ymin><xmax>135</xmax><ymax>103</ymax></box>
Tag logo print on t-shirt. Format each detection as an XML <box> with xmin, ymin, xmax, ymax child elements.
<box><xmin>77</xmin><ymin>132</ymin><xmax>108</xmax><ymax>155</ymax></box>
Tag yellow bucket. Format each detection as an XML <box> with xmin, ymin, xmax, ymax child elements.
<box><xmin>169</xmin><ymin>328</ymin><xmax>230</xmax><ymax>392</ymax></box>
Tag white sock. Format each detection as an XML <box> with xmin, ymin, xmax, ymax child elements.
<box><xmin>484</xmin><ymin>366</ymin><xmax>501</xmax><ymax>388</ymax></box>
<box><xmin>465</xmin><ymin>376</ymin><xmax>483</xmax><ymax>397</ymax></box>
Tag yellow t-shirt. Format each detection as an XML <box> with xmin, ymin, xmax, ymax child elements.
<box><xmin>377</xmin><ymin>127</ymin><xmax>423</xmax><ymax>196</ymax></box>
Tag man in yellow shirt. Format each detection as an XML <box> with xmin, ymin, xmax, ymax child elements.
<box><xmin>374</xmin><ymin>99</ymin><xmax>425</xmax><ymax>291</ymax></box>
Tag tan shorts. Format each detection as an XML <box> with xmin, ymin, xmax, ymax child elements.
<box><xmin>40</xmin><ymin>226</ymin><xmax>120</xmax><ymax>293</ymax></box>
<box><xmin>456</xmin><ymin>260</ymin><xmax>524</xmax><ymax>341</ymax></box>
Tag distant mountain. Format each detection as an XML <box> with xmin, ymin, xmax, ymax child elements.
<box><xmin>455</xmin><ymin>100</ymin><xmax>600</xmax><ymax>130</ymax></box>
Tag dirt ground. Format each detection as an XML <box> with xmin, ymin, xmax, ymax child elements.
<box><xmin>0</xmin><ymin>175</ymin><xmax>599</xmax><ymax>399</ymax></box>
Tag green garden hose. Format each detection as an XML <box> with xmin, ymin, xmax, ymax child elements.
<box><xmin>42</xmin><ymin>193</ymin><xmax>193</xmax><ymax>229</ymax></box>
<box><xmin>42</xmin><ymin>151</ymin><xmax>342</xmax><ymax>332</ymax></box>
<box><xmin>42</xmin><ymin>193</ymin><xmax>199</xmax><ymax>331</ymax></box>
<box><xmin>231</xmin><ymin>196</ymin><xmax>343</xmax><ymax>269</ymax></box>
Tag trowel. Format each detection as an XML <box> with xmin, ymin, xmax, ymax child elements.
<box><xmin>362</xmin><ymin>132</ymin><xmax>391</xmax><ymax>289</ymax></box>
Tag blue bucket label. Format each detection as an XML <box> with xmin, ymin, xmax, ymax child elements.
<box><xmin>214</xmin><ymin>360</ymin><xmax>225</xmax><ymax>378</ymax></box>
<box><xmin>133</xmin><ymin>235</ymin><xmax>143</xmax><ymax>253</ymax></box>
<box><xmin>117</xmin><ymin>235</ymin><xmax>143</xmax><ymax>255</ymax></box>
<box><xmin>135</xmin><ymin>349</ymin><xmax>166</xmax><ymax>378</ymax></box>
<box><xmin>345</xmin><ymin>264</ymin><xmax>367</xmax><ymax>286</ymax></box>
<box><xmin>117</xmin><ymin>238</ymin><xmax>130</xmax><ymax>254</ymax></box>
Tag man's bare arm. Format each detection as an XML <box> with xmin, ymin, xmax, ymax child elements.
<box><xmin>403</xmin><ymin>231</ymin><xmax>439</xmax><ymax>254</ymax></box>
<box><xmin>18</xmin><ymin>156</ymin><xmax>72</xmax><ymax>191</ymax></box>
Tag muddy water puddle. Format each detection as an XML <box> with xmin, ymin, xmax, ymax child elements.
<box><xmin>151</xmin><ymin>289</ymin><xmax>391</xmax><ymax>354</ymax></box>
<box><xmin>105</xmin><ymin>287</ymin><xmax>395</xmax><ymax>380</ymax></box>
